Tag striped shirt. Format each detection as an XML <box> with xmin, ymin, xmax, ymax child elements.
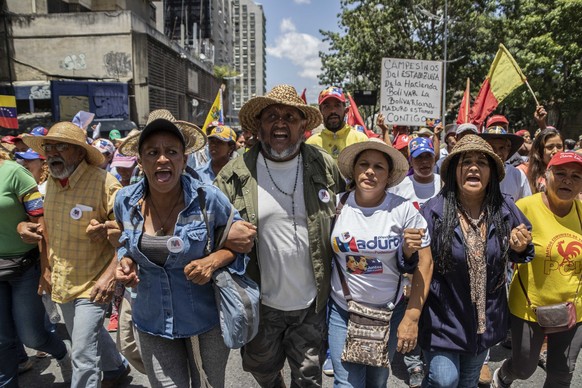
<box><xmin>44</xmin><ymin>160</ymin><xmax>121</xmax><ymax>303</ymax></box>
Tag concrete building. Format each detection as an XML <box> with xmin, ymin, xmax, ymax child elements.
<box><xmin>231</xmin><ymin>0</ymin><xmax>265</xmax><ymax>123</ymax></box>
<box><xmin>0</xmin><ymin>0</ymin><xmax>222</xmax><ymax>132</ymax></box>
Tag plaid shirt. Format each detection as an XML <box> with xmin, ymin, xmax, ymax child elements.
<box><xmin>44</xmin><ymin>160</ymin><xmax>121</xmax><ymax>303</ymax></box>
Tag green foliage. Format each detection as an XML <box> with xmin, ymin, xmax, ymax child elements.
<box><xmin>213</xmin><ymin>65</ymin><xmax>239</xmax><ymax>80</ymax></box>
<box><xmin>320</xmin><ymin>0</ymin><xmax>582</xmax><ymax>134</ymax></box>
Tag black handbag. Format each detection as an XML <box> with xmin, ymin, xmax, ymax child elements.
<box><xmin>0</xmin><ymin>247</ymin><xmax>40</xmax><ymax>281</ymax></box>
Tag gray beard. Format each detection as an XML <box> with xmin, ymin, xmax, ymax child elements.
<box><xmin>48</xmin><ymin>157</ymin><xmax>78</xmax><ymax>179</ymax></box>
<box><xmin>261</xmin><ymin>141</ymin><xmax>302</xmax><ymax>161</ymax></box>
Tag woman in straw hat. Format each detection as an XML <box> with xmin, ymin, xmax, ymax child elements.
<box><xmin>328</xmin><ymin>138</ymin><xmax>433</xmax><ymax>387</ymax></box>
<box><xmin>418</xmin><ymin>135</ymin><xmax>534</xmax><ymax>387</ymax></box>
<box><xmin>113</xmin><ymin>110</ymin><xmax>252</xmax><ymax>387</ymax></box>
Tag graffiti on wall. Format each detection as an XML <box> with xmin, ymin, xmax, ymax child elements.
<box><xmin>60</xmin><ymin>54</ymin><xmax>87</xmax><ymax>71</ymax></box>
<box><xmin>29</xmin><ymin>85</ymin><xmax>51</xmax><ymax>100</ymax></box>
<box><xmin>103</xmin><ymin>52</ymin><xmax>132</xmax><ymax>78</ymax></box>
<box><xmin>93</xmin><ymin>86</ymin><xmax>129</xmax><ymax>118</ymax></box>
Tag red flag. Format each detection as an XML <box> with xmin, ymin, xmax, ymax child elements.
<box><xmin>470</xmin><ymin>44</ymin><xmax>527</xmax><ymax>127</ymax></box>
<box><xmin>300</xmin><ymin>88</ymin><xmax>307</xmax><ymax>104</ymax></box>
<box><xmin>456</xmin><ymin>78</ymin><xmax>471</xmax><ymax>124</ymax></box>
<box><xmin>346</xmin><ymin>93</ymin><xmax>379</xmax><ymax>138</ymax></box>
<box><xmin>0</xmin><ymin>95</ymin><xmax>18</xmax><ymax>129</ymax></box>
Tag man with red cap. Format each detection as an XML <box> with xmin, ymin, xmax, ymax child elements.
<box><xmin>306</xmin><ymin>86</ymin><xmax>367</xmax><ymax>159</ymax></box>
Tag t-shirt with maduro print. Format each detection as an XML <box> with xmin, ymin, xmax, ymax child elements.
<box><xmin>509</xmin><ymin>193</ymin><xmax>582</xmax><ymax>322</ymax></box>
<box><xmin>330</xmin><ymin>191</ymin><xmax>430</xmax><ymax>311</ymax></box>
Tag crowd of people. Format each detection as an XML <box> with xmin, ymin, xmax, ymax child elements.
<box><xmin>0</xmin><ymin>83</ymin><xmax>581</xmax><ymax>388</ymax></box>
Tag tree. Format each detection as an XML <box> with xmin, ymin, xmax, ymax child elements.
<box><xmin>319</xmin><ymin>0</ymin><xmax>582</xmax><ymax>136</ymax></box>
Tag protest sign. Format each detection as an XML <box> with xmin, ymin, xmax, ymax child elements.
<box><xmin>380</xmin><ymin>58</ymin><xmax>443</xmax><ymax>126</ymax></box>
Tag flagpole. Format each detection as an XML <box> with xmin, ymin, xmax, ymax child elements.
<box><xmin>464</xmin><ymin>78</ymin><xmax>470</xmax><ymax>122</ymax></box>
<box><xmin>524</xmin><ymin>80</ymin><xmax>540</xmax><ymax>106</ymax></box>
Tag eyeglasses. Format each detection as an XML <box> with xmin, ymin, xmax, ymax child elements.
<box><xmin>42</xmin><ymin>143</ymin><xmax>70</xmax><ymax>153</ymax></box>
<box><xmin>544</xmin><ymin>143</ymin><xmax>564</xmax><ymax>151</ymax></box>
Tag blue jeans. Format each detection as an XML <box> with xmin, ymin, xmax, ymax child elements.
<box><xmin>0</xmin><ymin>264</ymin><xmax>67</xmax><ymax>387</ymax></box>
<box><xmin>60</xmin><ymin>298</ymin><xmax>126</xmax><ymax>388</ymax></box>
<box><xmin>327</xmin><ymin>297</ymin><xmax>405</xmax><ymax>388</ymax></box>
<box><xmin>422</xmin><ymin>349</ymin><xmax>488</xmax><ymax>388</ymax></box>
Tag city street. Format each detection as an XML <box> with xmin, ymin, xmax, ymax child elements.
<box><xmin>18</xmin><ymin>320</ymin><xmax>582</xmax><ymax>388</ymax></box>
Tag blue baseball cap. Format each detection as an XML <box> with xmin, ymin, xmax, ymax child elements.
<box><xmin>15</xmin><ymin>148</ymin><xmax>45</xmax><ymax>160</ymax></box>
<box><xmin>409</xmin><ymin>137</ymin><xmax>435</xmax><ymax>158</ymax></box>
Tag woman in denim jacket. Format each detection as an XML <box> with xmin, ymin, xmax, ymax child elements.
<box><xmin>418</xmin><ymin>135</ymin><xmax>534</xmax><ymax>387</ymax></box>
<box><xmin>112</xmin><ymin>110</ymin><xmax>252</xmax><ymax>388</ymax></box>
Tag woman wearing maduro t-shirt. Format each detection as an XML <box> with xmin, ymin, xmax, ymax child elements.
<box><xmin>328</xmin><ymin>138</ymin><xmax>434</xmax><ymax>387</ymax></box>
<box><xmin>494</xmin><ymin>152</ymin><xmax>582</xmax><ymax>388</ymax></box>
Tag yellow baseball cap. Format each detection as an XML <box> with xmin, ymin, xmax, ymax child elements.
<box><xmin>207</xmin><ymin>125</ymin><xmax>236</xmax><ymax>143</ymax></box>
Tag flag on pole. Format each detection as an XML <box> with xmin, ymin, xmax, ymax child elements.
<box><xmin>202</xmin><ymin>89</ymin><xmax>224</xmax><ymax>133</ymax></box>
<box><xmin>470</xmin><ymin>44</ymin><xmax>527</xmax><ymax>128</ymax></box>
<box><xmin>456</xmin><ymin>78</ymin><xmax>471</xmax><ymax>124</ymax></box>
<box><xmin>0</xmin><ymin>95</ymin><xmax>19</xmax><ymax>129</ymax></box>
<box><xmin>300</xmin><ymin>88</ymin><xmax>307</xmax><ymax>104</ymax></box>
<box><xmin>346</xmin><ymin>93</ymin><xmax>379</xmax><ymax>138</ymax></box>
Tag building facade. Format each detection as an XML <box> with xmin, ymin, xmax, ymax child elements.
<box><xmin>0</xmin><ymin>0</ymin><xmax>221</xmax><ymax>132</ymax></box>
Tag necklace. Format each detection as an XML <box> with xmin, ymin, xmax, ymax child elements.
<box><xmin>262</xmin><ymin>153</ymin><xmax>301</xmax><ymax>234</ymax></box>
<box><xmin>147</xmin><ymin>193</ymin><xmax>183</xmax><ymax>236</ymax></box>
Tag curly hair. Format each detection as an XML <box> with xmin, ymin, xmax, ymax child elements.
<box><xmin>432</xmin><ymin>153</ymin><xmax>510</xmax><ymax>290</ymax></box>
<box><xmin>527</xmin><ymin>128</ymin><xmax>563</xmax><ymax>193</ymax></box>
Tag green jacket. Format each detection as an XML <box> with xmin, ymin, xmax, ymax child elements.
<box><xmin>215</xmin><ymin>143</ymin><xmax>345</xmax><ymax>313</ymax></box>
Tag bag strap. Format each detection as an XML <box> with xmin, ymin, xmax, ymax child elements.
<box><xmin>332</xmin><ymin>192</ymin><xmax>401</xmax><ymax>308</ymax></box>
<box><xmin>516</xmin><ymin>267</ymin><xmax>533</xmax><ymax>308</ymax></box>
<box><xmin>196</xmin><ymin>187</ymin><xmax>213</xmax><ymax>256</ymax></box>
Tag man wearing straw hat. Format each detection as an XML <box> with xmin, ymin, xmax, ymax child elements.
<box><xmin>22</xmin><ymin>122</ymin><xmax>130</xmax><ymax>387</ymax></box>
<box><xmin>215</xmin><ymin>85</ymin><xmax>345</xmax><ymax>387</ymax></box>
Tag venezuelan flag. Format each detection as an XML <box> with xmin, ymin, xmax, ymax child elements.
<box><xmin>202</xmin><ymin>89</ymin><xmax>224</xmax><ymax>134</ymax></box>
<box><xmin>0</xmin><ymin>95</ymin><xmax>18</xmax><ymax>129</ymax></box>
<box><xmin>470</xmin><ymin>44</ymin><xmax>527</xmax><ymax>128</ymax></box>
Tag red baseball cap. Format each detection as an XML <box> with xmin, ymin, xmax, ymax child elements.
<box><xmin>1</xmin><ymin>135</ymin><xmax>16</xmax><ymax>144</ymax></box>
<box><xmin>318</xmin><ymin>86</ymin><xmax>346</xmax><ymax>105</ymax></box>
<box><xmin>486</xmin><ymin>115</ymin><xmax>509</xmax><ymax>128</ymax></box>
<box><xmin>547</xmin><ymin>152</ymin><xmax>582</xmax><ymax>169</ymax></box>
<box><xmin>393</xmin><ymin>134</ymin><xmax>410</xmax><ymax>150</ymax></box>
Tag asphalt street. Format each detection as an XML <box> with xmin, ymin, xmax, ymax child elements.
<box><xmin>17</xmin><ymin>321</ymin><xmax>582</xmax><ymax>387</ymax></box>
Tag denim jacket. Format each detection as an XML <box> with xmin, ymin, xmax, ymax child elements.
<box><xmin>419</xmin><ymin>194</ymin><xmax>534</xmax><ymax>355</ymax></box>
<box><xmin>114</xmin><ymin>174</ymin><xmax>246</xmax><ymax>339</ymax></box>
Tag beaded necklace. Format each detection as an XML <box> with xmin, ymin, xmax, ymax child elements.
<box><xmin>262</xmin><ymin>153</ymin><xmax>301</xmax><ymax>235</ymax></box>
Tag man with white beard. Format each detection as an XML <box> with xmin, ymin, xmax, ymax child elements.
<box><xmin>22</xmin><ymin>122</ymin><xmax>130</xmax><ymax>388</ymax></box>
<box><xmin>216</xmin><ymin>85</ymin><xmax>345</xmax><ymax>387</ymax></box>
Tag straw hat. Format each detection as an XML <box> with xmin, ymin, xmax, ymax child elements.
<box><xmin>238</xmin><ymin>85</ymin><xmax>322</xmax><ymax>134</ymax></box>
<box><xmin>118</xmin><ymin>110</ymin><xmax>206</xmax><ymax>157</ymax></box>
<box><xmin>22</xmin><ymin>121</ymin><xmax>105</xmax><ymax>166</ymax></box>
<box><xmin>337</xmin><ymin>138</ymin><xmax>409</xmax><ymax>188</ymax></box>
<box><xmin>113</xmin><ymin>128</ymin><xmax>140</xmax><ymax>147</ymax></box>
<box><xmin>440</xmin><ymin>134</ymin><xmax>505</xmax><ymax>181</ymax></box>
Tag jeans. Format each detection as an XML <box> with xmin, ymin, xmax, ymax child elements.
<box><xmin>0</xmin><ymin>264</ymin><xmax>67</xmax><ymax>387</ymax></box>
<box><xmin>422</xmin><ymin>349</ymin><xmax>487</xmax><ymax>388</ymax></box>
<box><xmin>60</xmin><ymin>298</ymin><xmax>125</xmax><ymax>388</ymax></box>
<box><xmin>327</xmin><ymin>297</ymin><xmax>405</xmax><ymax>388</ymax></box>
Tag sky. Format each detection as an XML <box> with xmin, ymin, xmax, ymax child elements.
<box><xmin>257</xmin><ymin>0</ymin><xmax>342</xmax><ymax>104</ymax></box>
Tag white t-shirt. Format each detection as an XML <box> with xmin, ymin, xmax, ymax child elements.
<box><xmin>330</xmin><ymin>192</ymin><xmax>431</xmax><ymax>311</ymax></box>
<box><xmin>388</xmin><ymin>174</ymin><xmax>442</xmax><ymax>210</ymax></box>
<box><xmin>256</xmin><ymin>154</ymin><xmax>315</xmax><ymax>311</ymax></box>
<box><xmin>500</xmin><ymin>163</ymin><xmax>532</xmax><ymax>202</ymax></box>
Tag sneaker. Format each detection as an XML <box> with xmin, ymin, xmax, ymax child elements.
<box><xmin>492</xmin><ymin>368</ymin><xmax>511</xmax><ymax>388</ymax></box>
<box><xmin>57</xmin><ymin>340</ymin><xmax>72</xmax><ymax>383</ymax></box>
<box><xmin>538</xmin><ymin>349</ymin><xmax>547</xmax><ymax>371</ymax></box>
<box><xmin>35</xmin><ymin>351</ymin><xmax>48</xmax><ymax>358</ymax></box>
<box><xmin>322</xmin><ymin>355</ymin><xmax>334</xmax><ymax>377</ymax></box>
<box><xmin>101</xmin><ymin>363</ymin><xmax>131</xmax><ymax>388</ymax></box>
<box><xmin>408</xmin><ymin>367</ymin><xmax>424</xmax><ymax>388</ymax></box>
<box><xmin>107</xmin><ymin>314</ymin><xmax>119</xmax><ymax>332</ymax></box>
<box><xmin>479</xmin><ymin>363</ymin><xmax>492</xmax><ymax>385</ymax></box>
<box><xmin>17</xmin><ymin>359</ymin><xmax>34</xmax><ymax>375</ymax></box>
